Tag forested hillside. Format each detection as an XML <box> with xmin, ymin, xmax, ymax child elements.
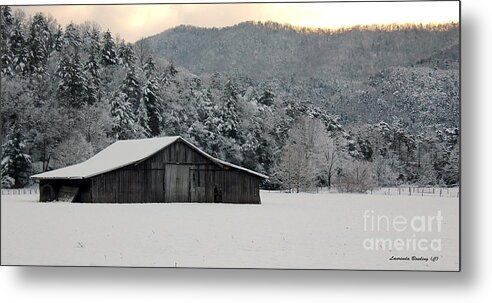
<box><xmin>139</xmin><ymin>21</ymin><xmax>458</xmax><ymax>80</ymax></box>
<box><xmin>140</xmin><ymin>21</ymin><xmax>459</xmax><ymax>129</ymax></box>
<box><xmin>1</xmin><ymin>7</ymin><xmax>459</xmax><ymax>191</ymax></box>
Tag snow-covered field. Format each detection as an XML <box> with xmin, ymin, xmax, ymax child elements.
<box><xmin>1</xmin><ymin>191</ymin><xmax>459</xmax><ymax>270</ymax></box>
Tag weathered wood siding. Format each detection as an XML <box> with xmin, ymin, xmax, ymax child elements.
<box><xmin>88</xmin><ymin>140</ymin><xmax>261</xmax><ymax>204</ymax></box>
<box><xmin>90</xmin><ymin>168</ymin><xmax>165</xmax><ymax>203</ymax></box>
<box><xmin>214</xmin><ymin>169</ymin><xmax>261</xmax><ymax>204</ymax></box>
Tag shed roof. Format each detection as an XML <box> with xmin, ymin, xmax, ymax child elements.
<box><xmin>31</xmin><ymin>136</ymin><xmax>268</xmax><ymax>180</ymax></box>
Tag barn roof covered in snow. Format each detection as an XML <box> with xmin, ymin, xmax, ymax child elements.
<box><xmin>31</xmin><ymin>136</ymin><xmax>268</xmax><ymax>180</ymax></box>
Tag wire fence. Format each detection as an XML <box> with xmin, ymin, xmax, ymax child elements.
<box><xmin>1</xmin><ymin>187</ymin><xmax>39</xmax><ymax>195</ymax></box>
<box><xmin>369</xmin><ymin>186</ymin><xmax>459</xmax><ymax>198</ymax></box>
<box><xmin>271</xmin><ymin>186</ymin><xmax>460</xmax><ymax>198</ymax></box>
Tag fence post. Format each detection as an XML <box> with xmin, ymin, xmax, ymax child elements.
<box><xmin>440</xmin><ymin>189</ymin><xmax>442</xmax><ymax>197</ymax></box>
<box><xmin>409</xmin><ymin>187</ymin><xmax>411</xmax><ymax>196</ymax></box>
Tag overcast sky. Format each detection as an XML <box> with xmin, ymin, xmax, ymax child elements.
<box><xmin>14</xmin><ymin>1</ymin><xmax>460</xmax><ymax>43</ymax></box>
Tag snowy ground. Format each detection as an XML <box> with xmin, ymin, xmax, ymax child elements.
<box><xmin>1</xmin><ymin>191</ymin><xmax>459</xmax><ymax>270</ymax></box>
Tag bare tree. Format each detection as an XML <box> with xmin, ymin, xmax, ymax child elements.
<box><xmin>317</xmin><ymin>132</ymin><xmax>339</xmax><ymax>190</ymax></box>
<box><xmin>53</xmin><ymin>134</ymin><xmax>94</xmax><ymax>169</ymax></box>
<box><xmin>372</xmin><ymin>152</ymin><xmax>399</xmax><ymax>187</ymax></box>
<box><xmin>333</xmin><ymin>158</ymin><xmax>376</xmax><ymax>193</ymax></box>
<box><xmin>134</xmin><ymin>37</ymin><xmax>150</xmax><ymax>68</ymax></box>
<box><xmin>275</xmin><ymin>117</ymin><xmax>325</xmax><ymax>192</ymax></box>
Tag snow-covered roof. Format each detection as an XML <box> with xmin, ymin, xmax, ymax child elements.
<box><xmin>31</xmin><ymin>136</ymin><xmax>268</xmax><ymax>180</ymax></box>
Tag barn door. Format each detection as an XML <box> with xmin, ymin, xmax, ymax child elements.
<box><xmin>164</xmin><ymin>164</ymin><xmax>190</xmax><ymax>202</ymax></box>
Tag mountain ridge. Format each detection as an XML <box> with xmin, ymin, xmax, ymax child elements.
<box><xmin>137</xmin><ymin>21</ymin><xmax>458</xmax><ymax>80</ymax></box>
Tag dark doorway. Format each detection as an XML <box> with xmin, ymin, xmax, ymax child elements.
<box><xmin>40</xmin><ymin>184</ymin><xmax>56</xmax><ymax>201</ymax></box>
<box><xmin>214</xmin><ymin>186</ymin><xmax>223</xmax><ymax>203</ymax></box>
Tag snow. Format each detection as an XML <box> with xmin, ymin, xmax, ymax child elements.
<box><xmin>31</xmin><ymin>136</ymin><xmax>268</xmax><ymax>180</ymax></box>
<box><xmin>1</xmin><ymin>191</ymin><xmax>458</xmax><ymax>270</ymax></box>
<box><xmin>31</xmin><ymin>136</ymin><xmax>180</xmax><ymax>179</ymax></box>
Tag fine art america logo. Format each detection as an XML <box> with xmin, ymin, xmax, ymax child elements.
<box><xmin>362</xmin><ymin>210</ymin><xmax>443</xmax><ymax>252</ymax></box>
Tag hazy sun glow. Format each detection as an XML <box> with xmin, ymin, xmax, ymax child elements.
<box><xmin>15</xmin><ymin>1</ymin><xmax>459</xmax><ymax>43</ymax></box>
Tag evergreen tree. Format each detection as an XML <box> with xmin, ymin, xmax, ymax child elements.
<box><xmin>139</xmin><ymin>54</ymin><xmax>161</xmax><ymax>137</ymax></box>
<box><xmin>57</xmin><ymin>51</ymin><xmax>88</xmax><ymax>108</ymax></box>
<box><xmin>85</xmin><ymin>28</ymin><xmax>101</xmax><ymax>104</ymax></box>
<box><xmin>86</xmin><ymin>29</ymin><xmax>101</xmax><ymax>80</ymax></box>
<box><xmin>202</xmin><ymin>103</ymin><xmax>223</xmax><ymax>156</ymax></box>
<box><xmin>240</xmin><ymin>95</ymin><xmax>277</xmax><ymax>174</ymax></box>
<box><xmin>27</xmin><ymin>13</ymin><xmax>51</xmax><ymax>77</ymax></box>
<box><xmin>1</xmin><ymin>6</ymin><xmax>14</xmax><ymax>76</ymax></box>
<box><xmin>52</xmin><ymin>24</ymin><xmax>64</xmax><ymax>52</ymax></box>
<box><xmin>110</xmin><ymin>92</ymin><xmax>136</xmax><ymax>140</ymax></box>
<box><xmin>1</xmin><ymin>6</ymin><xmax>13</xmax><ymax>27</ymax></box>
<box><xmin>101</xmin><ymin>30</ymin><xmax>117</xmax><ymax>66</ymax></box>
<box><xmin>442</xmin><ymin>145</ymin><xmax>459</xmax><ymax>185</ymax></box>
<box><xmin>143</xmin><ymin>56</ymin><xmax>156</xmax><ymax>78</ymax></box>
<box><xmin>136</xmin><ymin>97</ymin><xmax>150</xmax><ymax>137</ymax></box>
<box><xmin>62</xmin><ymin>23</ymin><xmax>81</xmax><ymax>50</ymax></box>
<box><xmin>188</xmin><ymin>88</ymin><xmax>214</xmax><ymax>147</ymax></box>
<box><xmin>141</xmin><ymin>78</ymin><xmax>162</xmax><ymax>137</ymax></box>
<box><xmin>167</xmin><ymin>62</ymin><xmax>178</xmax><ymax>77</ymax></box>
<box><xmin>218</xmin><ymin>80</ymin><xmax>240</xmax><ymax>138</ymax></box>
<box><xmin>59</xmin><ymin>23</ymin><xmax>86</xmax><ymax>107</ymax></box>
<box><xmin>118</xmin><ymin>42</ymin><xmax>136</xmax><ymax>67</ymax></box>
<box><xmin>9</xmin><ymin>19</ymin><xmax>28</xmax><ymax>75</ymax></box>
<box><xmin>161</xmin><ymin>62</ymin><xmax>178</xmax><ymax>85</ymax></box>
<box><xmin>120</xmin><ymin>62</ymin><xmax>141</xmax><ymax>113</ymax></box>
<box><xmin>1</xmin><ymin>128</ymin><xmax>32</xmax><ymax>188</ymax></box>
<box><xmin>258</xmin><ymin>88</ymin><xmax>275</xmax><ymax>106</ymax></box>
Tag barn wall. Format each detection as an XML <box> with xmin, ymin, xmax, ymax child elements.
<box><xmin>90</xmin><ymin>168</ymin><xmax>164</xmax><ymax>203</ymax></box>
<box><xmin>89</xmin><ymin>140</ymin><xmax>262</xmax><ymax>204</ymax></box>
<box><xmin>215</xmin><ymin>170</ymin><xmax>261</xmax><ymax>204</ymax></box>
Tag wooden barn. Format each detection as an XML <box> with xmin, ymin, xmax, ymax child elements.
<box><xmin>31</xmin><ymin>136</ymin><xmax>267</xmax><ymax>204</ymax></box>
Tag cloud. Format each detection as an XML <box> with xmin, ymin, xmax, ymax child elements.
<box><xmin>15</xmin><ymin>2</ymin><xmax>459</xmax><ymax>43</ymax></box>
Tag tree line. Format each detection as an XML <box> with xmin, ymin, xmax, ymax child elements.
<box><xmin>1</xmin><ymin>7</ymin><xmax>459</xmax><ymax>192</ymax></box>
